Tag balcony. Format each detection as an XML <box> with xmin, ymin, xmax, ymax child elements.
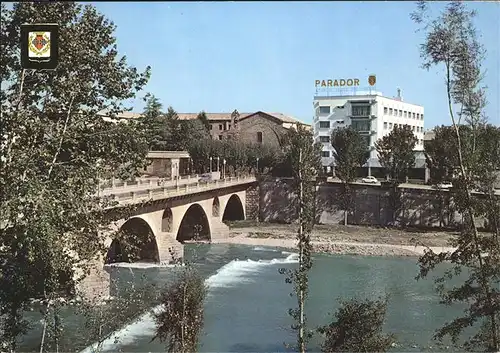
<box><xmin>350</xmin><ymin>114</ymin><xmax>377</xmax><ymax>121</ymax></box>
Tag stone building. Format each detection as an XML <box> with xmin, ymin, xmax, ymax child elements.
<box><xmin>178</xmin><ymin>110</ymin><xmax>310</xmax><ymax>148</ymax></box>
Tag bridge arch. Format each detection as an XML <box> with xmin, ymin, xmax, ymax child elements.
<box><xmin>176</xmin><ymin>203</ymin><xmax>211</xmax><ymax>243</ymax></box>
<box><xmin>222</xmin><ymin>194</ymin><xmax>245</xmax><ymax>222</ymax></box>
<box><xmin>106</xmin><ymin>217</ymin><xmax>160</xmax><ymax>264</ymax></box>
<box><xmin>212</xmin><ymin>197</ymin><xmax>220</xmax><ymax>217</ymax></box>
<box><xmin>162</xmin><ymin>208</ymin><xmax>173</xmax><ymax>232</ymax></box>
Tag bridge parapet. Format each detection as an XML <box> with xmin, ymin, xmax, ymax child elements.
<box><xmin>105</xmin><ymin>175</ymin><xmax>256</xmax><ymax>206</ymax></box>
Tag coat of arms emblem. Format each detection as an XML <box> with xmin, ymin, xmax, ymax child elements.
<box><xmin>368</xmin><ymin>75</ymin><xmax>376</xmax><ymax>86</ymax></box>
<box><xmin>28</xmin><ymin>31</ymin><xmax>51</xmax><ymax>60</ymax></box>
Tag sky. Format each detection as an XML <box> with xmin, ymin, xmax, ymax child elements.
<box><xmin>92</xmin><ymin>1</ymin><xmax>500</xmax><ymax>128</ymax></box>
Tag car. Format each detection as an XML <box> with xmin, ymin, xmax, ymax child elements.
<box><xmin>436</xmin><ymin>181</ymin><xmax>453</xmax><ymax>189</ymax></box>
<box><xmin>361</xmin><ymin>176</ymin><xmax>379</xmax><ymax>184</ymax></box>
<box><xmin>198</xmin><ymin>173</ymin><xmax>212</xmax><ymax>183</ymax></box>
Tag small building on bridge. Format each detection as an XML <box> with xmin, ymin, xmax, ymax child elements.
<box><xmin>143</xmin><ymin>150</ymin><xmax>191</xmax><ymax>178</ymax></box>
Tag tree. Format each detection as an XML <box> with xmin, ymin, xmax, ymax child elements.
<box><xmin>196</xmin><ymin>111</ymin><xmax>211</xmax><ymax>133</ymax></box>
<box><xmin>162</xmin><ymin>106</ymin><xmax>183</xmax><ymax>151</ymax></box>
<box><xmin>0</xmin><ymin>2</ymin><xmax>150</xmax><ymax>350</ymax></box>
<box><xmin>424</xmin><ymin>125</ymin><xmax>459</xmax><ymax>183</ymax></box>
<box><xmin>330</xmin><ymin>127</ymin><xmax>369</xmax><ymax>225</ymax></box>
<box><xmin>279</xmin><ymin>125</ymin><xmax>322</xmax><ymax>353</ymax></box>
<box><xmin>153</xmin><ymin>266</ymin><xmax>207</xmax><ymax>353</ymax></box>
<box><xmin>178</xmin><ymin>119</ymin><xmax>211</xmax><ymax>151</ymax></box>
<box><xmin>375</xmin><ymin>125</ymin><xmax>417</xmax><ymax>183</ymax></box>
<box><xmin>318</xmin><ymin>298</ymin><xmax>395</xmax><ymax>353</ymax></box>
<box><xmin>375</xmin><ymin>125</ymin><xmax>417</xmax><ymax>225</ymax></box>
<box><xmin>141</xmin><ymin>94</ymin><xmax>168</xmax><ymax>151</ymax></box>
<box><xmin>412</xmin><ymin>1</ymin><xmax>500</xmax><ymax>350</ymax></box>
<box><xmin>75</xmin><ymin>282</ymin><xmax>159</xmax><ymax>353</ymax></box>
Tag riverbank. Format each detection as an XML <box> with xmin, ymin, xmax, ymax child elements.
<box><xmin>214</xmin><ymin>222</ymin><xmax>457</xmax><ymax>257</ymax></box>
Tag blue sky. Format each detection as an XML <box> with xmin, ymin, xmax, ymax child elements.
<box><xmin>93</xmin><ymin>1</ymin><xmax>500</xmax><ymax>128</ymax></box>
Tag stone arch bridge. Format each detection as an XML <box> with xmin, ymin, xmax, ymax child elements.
<box><xmin>78</xmin><ymin>176</ymin><xmax>257</xmax><ymax>297</ymax></box>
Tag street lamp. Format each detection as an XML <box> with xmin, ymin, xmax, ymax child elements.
<box><xmin>217</xmin><ymin>157</ymin><xmax>220</xmax><ymax>172</ymax></box>
<box><xmin>223</xmin><ymin>159</ymin><xmax>227</xmax><ymax>179</ymax></box>
<box><xmin>209</xmin><ymin>156</ymin><xmax>212</xmax><ymax>173</ymax></box>
<box><xmin>175</xmin><ymin>163</ymin><xmax>178</xmax><ymax>188</ymax></box>
<box><xmin>256</xmin><ymin>157</ymin><xmax>260</xmax><ymax>175</ymax></box>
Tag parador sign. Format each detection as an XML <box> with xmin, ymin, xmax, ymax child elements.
<box><xmin>315</xmin><ymin>75</ymin><xmax>377</xmax><ymax>88</ymax></box>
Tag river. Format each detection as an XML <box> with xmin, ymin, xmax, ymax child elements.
<box><xmin>19</xmin><ymin>243</ymin><xmax>468</xmax><ymax>352</ymax></box>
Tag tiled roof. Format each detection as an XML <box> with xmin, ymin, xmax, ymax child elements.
<box><xmin>177</xmin><ymin>113</ymin><xmax>253</xmax><ymax>121</ymax></box>
<box><xmin>99</xmin><ymin>110</ymin><xmax>307</xmax><ymax>125</ymax></box>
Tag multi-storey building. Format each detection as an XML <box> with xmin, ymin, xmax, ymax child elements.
<box><xmin>313</xmin><ymin>89</ymin><xmax>426</xmax><ymax>178</ymax></box>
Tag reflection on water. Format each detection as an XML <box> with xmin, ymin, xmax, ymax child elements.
<box><xmin>18</xmin><ymin>243</ymin><xmax>469</xmax><ymax>353</ymax></box>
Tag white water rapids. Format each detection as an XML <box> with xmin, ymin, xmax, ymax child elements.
<box><xmin>80</xmin><ymin>250</ymin><xmax>298</xmax><ymax>353</ymax></box>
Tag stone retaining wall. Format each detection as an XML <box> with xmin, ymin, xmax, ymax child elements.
<box><xmin>259</xmin><ymin>178</ymin><xmax>494</xmax><ymax>229</ymax></box>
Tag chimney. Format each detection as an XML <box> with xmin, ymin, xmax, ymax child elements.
<box><xmin>396</xmin><ymin>88</ymin><xmax>402</xmax><ymax>101</ymax></box>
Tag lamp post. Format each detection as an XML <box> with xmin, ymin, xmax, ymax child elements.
<box><xmin>217</xmin><ymin>157</ymin><xmax>220</xmax><ymax>172</ymax></box>
<box><xmin>209</xmin><ymin>156</ymin><xmax>212</xmax><ymax>173</ymax></box>
<box><xmin>223</xmin><ymin>159</ymin><xmax>226</xmax><ymax>179</ymax></box>
<box><xmin>175</xmin><ymin>163</ymin><xmax>178</xmax><ymax>188</ymax></box>
<box><xmin>256</xmin><ymin>157</ymin><xmax>260</xmax><ymax>175</ymax></box>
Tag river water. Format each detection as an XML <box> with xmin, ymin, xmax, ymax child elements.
<box><xmin>20</xmin><ymin>243</ymin><xmax>468</xmax><ymax>352</ymax></box>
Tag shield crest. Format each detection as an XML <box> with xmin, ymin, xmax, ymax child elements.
<box><xmin>28</xmin><ymin>31</ymin><xmax>51</xmax><ymax>58</ymax></box>
<box><xmin>368</xmin><ymin>75</ymin><xmax>376</xmax><ymax>86</ymax></box>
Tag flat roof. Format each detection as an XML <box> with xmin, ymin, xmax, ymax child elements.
<box><xmin>314</xmin><ymin>93</ymin><xmax>423</xmax><ymax>108</ymax></box>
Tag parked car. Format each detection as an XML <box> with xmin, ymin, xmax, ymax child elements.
<box><xmin>361</xmin><ymin>176</ymin><xmax>379</xmax><ymax>184</ymax></box>
<box><xmin>198</xmin><ymin>173</ymin><xmax>212</xmax><ymax>183</ymax></box>
<box><xmin>436</xmin><ymin>181</ymin><xmax>453</xmax><ymax>189</ymax></box>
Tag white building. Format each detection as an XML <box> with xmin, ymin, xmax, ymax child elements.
<box><xmin>313</xmin><ymin>89</ymin><xmax>426</xmax><ymax>177</ymax></box>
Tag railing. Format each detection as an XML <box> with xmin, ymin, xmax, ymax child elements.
<box><xmin>103</xmin><ymin>175</ymin><xmax>257</xmax><ymax>206</ymax></box>
<box><xmin>99</xmin><ymin>174</ymin><xmax>201</xmax><ymax>190</ymax></box>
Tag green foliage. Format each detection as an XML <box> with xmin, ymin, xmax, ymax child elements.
<box><xmin>186</xmin><ymin>137</ymin><xmax>283</xmax><ymax>176</ymax></box>
<box><xmin>318</xmin><ymin>298</ymin><xmax>395</xmax><ymax>353</ymax></box>
<box><xmin>279</xmin><ymin>125</ymin><xmax>321</xmax><ymax>353</ymax></box>
<box><xmin>330</xmin><ymin>127</ymin><xmax>369</xmax><ymax>225</ymax></box>
<box><xmin>375</xmin><ymin>124</ymin><xmax>417</xmax><ymax>183</ymax></box>
<box><xmin>0</xmin><ymin>2</ymin><xmax>151</xmax><ymax>349</ymax></box>
<box><xmin>412</xmin><ymin>1</ymin><xmax>500</xmax><ymax>351</ymax></box>
<box><xmin>153</xmin><ymin>266</ymin><xmax>207</xmax><ymax>353</ymax></box>
<box><xmin>196</xmin><ymin>111</ymin><xmax>211</xmax><ymax>133</ymax></box>
<box><xmin>141</xmin><ymin>94</ymin><xmax>168</xmax><ymax>151</ymax></box>
<box><xmin>425</xmin><ymin>124</ymin><xmax>500</xmax><ymax>186</ymax></box>
<box><xmin>75</xmin><ymin>283</ymin><xmax>160</xmax><ymax>353</ymax></box>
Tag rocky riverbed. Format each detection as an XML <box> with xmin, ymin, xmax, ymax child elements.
<box><xmin>213</xmin><ymin>222</ymin><xmax>458</xmax><ymax>257</ymax></box>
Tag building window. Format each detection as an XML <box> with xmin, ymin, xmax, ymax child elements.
<box><xmin>416</xmin><ymin>113</ymin><xmax>420</xmax><ymax>120</ymax></box>
<box><xmin>413</xmin><ymin>113</ymin><xmax>416</xmax><ymax>119</ymax></box>
<box><xmin>257</xmin><ymin>132</ymin><xmax>263</xmax><ymax>143</ymax></box>
<box><xmin>399</xmin><ymin>110</ymin><xmax>402</xmax><ymax>117</ymax></box>
<box><xmin>219</xmin><ymin>124</ymin><xmax>223</xmax><ymax>130</ymax></box>
<box><xmin>351</xmin><ymin>105</ymin><xmax>371</xmax><ymax>117</ymax></box>
<box><xmin>362</xmin><ymin>135</ymin><xmax>370</xmax><ymax>146</ymax></box>
<box><xmin>319</xmin><ymin>136</ymin><xmax>330</xmax><ymax>143</ymax></box>
<box><xmin>319</xmin><ymin>121</ymin><xmax>330</xmax><ymax>128</ymax></box>
<box><xmin>218</xmin><ymin>135</ymin><xmax>222</xmax><ymax>140</ymax></box>
<box><xmin>319</xmin><ymin>106</ymin><xmax>330</xmax><ymax>115</ymax></box>
<box><xmin>321</xmin><ymin>151</ymin><xmax>330</xmax><ymax>157</ymax></box>
<box><xmin>404</xmin><ymin>111</ymin><xmax>407</xmax><ymax>117</ymax></box>
<box><xmin>412</xmin><ymin>126</ymin><xmax>415</xmax><ymax>131</ymax></box>
<box><xmin>384</xmin><ymin>122</ymin><xmax>388</xmax><ymax>129</ymax></box>
<box><xmin>389</xmin><ymin>123</ymin><xmax>393</xmax><ymax>128</ymax></box>
<box><xmin>384</xmin><ymin>107</ymin><xmax>388</xmax><ymax>114</ymax></box>
<box><xmin>338</xmin><ymin>120</ymin><xmax>344</xmax><ymax>124</ymax></box>
<box><xmin>389</xmin><ymin>108</ymin><xmax>393</xmax><ymax>115</ymax></box>
<box><xmin>352</xmin><ymin>120</ymin><xmax>370</xmax><ymax>132</ymax></box>
<box><xmin>421</xmin><ymin>114</ymin><xmax>424</xmax><ymax>120</ymax></box>
<box><xmin>209</xmin><ymin>125</ymin><xmax>213</xmax><ymax>130</ymax></box>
